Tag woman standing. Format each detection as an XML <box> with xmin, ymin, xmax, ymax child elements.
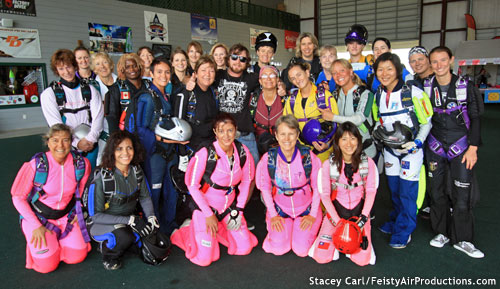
<box><xmin>256</xmin><ymin>115</ymin><xmax>322</xmax><ymax>257</ymax></box>
<box><xmin>11</xmin><ymin>124</ymin><xmax>91</xmax><ymax>273</ymax></box>
<box><xmin>309</xmin><ymin>122</ymin><xmax>378</xmax><ymax>266</ymax></box>
<box><xmin>210</xmin><ymin>43</ymin><xmax>229</xmax><ymax>70</ymax></box>
<box><xmin>284</xmin><ymin>62</ymin><xmax>339</xmax><ymax>162</ymax></box>
<box><xmin>74</xmin><ymin>44</ymin><xmax>99</xmax><ymax>91</ymax></box>
<box><xmin>320</xmin><ymin>59</ymin><xmax>376</xmax><ymax>158</ymax></box>
<box><xmin>315</xmin><ymin>45</ymin><xmax>337</xmax><ymax>93</ymax></box>
<box><xmin>171</xmin><ymin>113</ymin><xmax>257</xmax><ymax>267</ymax></box>
<box><xmin>253</xmin><ymin>65</ymin><xmax>284</xmax><ymax>155</ymax></box>
<box><xmin>186</xmin><ymin>41</ymin><xmax>203</xmax><ymax>75</ymax></box>
<box><xmin>170</xmin><ymin>47</ymin><xmax>190</xmax><ymax>95</ymax></box>
<box><xmin>137</xmin><ymin>46</ymin><xmax>154</xmax><ymax>80</ymax></box>
<box><xmin>91</xmin><ymin>52</ymin><xmax>117</xmax><ymax>99</ymax></box>
<box><xmin>372</xmin><ymin>52</ymin><xmax>432</xmax><ymax>249</ymax></box>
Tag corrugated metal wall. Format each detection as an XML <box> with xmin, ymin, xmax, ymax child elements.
<box><xmin>319</xmin><ymin>0</ymin><xmax>420</xmax><ymax>46</ymax></box>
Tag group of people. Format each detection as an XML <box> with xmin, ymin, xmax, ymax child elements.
<box><xmin>11</xmin><ymin>24</ymin><xmax>484</xmax><ymax>274</ymax></box>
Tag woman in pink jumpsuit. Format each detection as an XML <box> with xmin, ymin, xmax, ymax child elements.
<box><xmin>309</xmin><ymin>121</ymin><xmax>378</xmax><ymax>266</ymax></box>
<box><xmin>170</xmin><ymin>113</ymin><xmax>258</xmax><ymax>266</ymax></box>
<box><xmin>256</xmin><ymin>114</ymin><xmax>322</xmax><ymax>257</ymax></box>
<box><xmin>11</xmin><ymin>124</ymin><xmax>91</xmax><ymax>273</ymax></box>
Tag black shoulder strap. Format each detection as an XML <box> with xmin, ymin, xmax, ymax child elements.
<box><xmin>234</xmin><ymin>140</ymin><xmax>247</xmax><ymax>168</ymax></box>
<box><xmin>50</xmin><ymin>81</ymin><xmax>66</xmax><ymax>114</ymax></box>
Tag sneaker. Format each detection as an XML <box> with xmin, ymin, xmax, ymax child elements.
<box><xmin>430</xmin><ymin>234</ymin><xmax>450</xmax><ymax>248</ymax></box>
<box><xmin>103</xmin><ymin>259</ymin><xmax>122</xmax><ymax>270</ymax></box>
<box><xmin>390</xmin><ymin>235</ymin><xmax>411</xmax><ymax>249</ymax></box>
<box><xmin>247</xmin><ymin>221</ymin><xmax>255</xmax><ymax>231</ymax></box>
<box><xmin>453</xmin><ymin>241</ymin><xmax>484</xmax><ymax>258</ymax></box>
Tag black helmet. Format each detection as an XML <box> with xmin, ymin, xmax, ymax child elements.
<box><xmin>257</xmin><ymin>131</ymin><xmax>278</xmax><ymax>155</ymax></box>
<box><xmin>140</xmin><ymin>230</ymin><xmax>171</xmax><ymax>266</ymax></box>
<box><xmin>372</xmin><ymin>121</ymin><xmax>414</xmax><ymax>149</ymax></box>
<box><xmin>345</xmin><ymin>24</ymin><xmax>368</xmax><ymax>45</ymax></box>
<box><xmin>255</xmin><ymin>32</ymin><xmax>277</xmax><ymax>52</ymax></box>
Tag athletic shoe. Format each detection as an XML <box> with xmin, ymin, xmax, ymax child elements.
<box><xmin>419</xmin><ymin>206</ymin><xmax>430</xmax><ymax>219</ymax></box>
<box><xmin>430</xmin><ymin>234</ymin><xmax>450</xmax><ymax>248</ymax></box>
<box><xmin>247</xmin><ymin>221</ymin><xmax>255</xmax><ymax>231</ymax></box>
<box><xmin>390</xmin><ymin>235</ymin><xmax>411</xmax><ymax>249</ymax></box>
<box><xmin>453</xmin><ymin>241</ymin><xmax>484</xmax><ymax>258</ymax></box>
<box><xmin>103</xmin><ymin>259</ymin><xmax>122</xmax><ymax>270</ymax></box>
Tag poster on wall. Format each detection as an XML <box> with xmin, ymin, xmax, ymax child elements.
<box><xmin>144</xmin><ymin>11</ymin><xmax>168</xmax><ymax>44</ymax></box>
<box><xmin>191</xmin><ymin>13</ymin><xmax>217</xmax><ymax>43</ymax></box>
<box><xmin>0</xmin><ymin>0</ymin><xmax>36</xmax><ymax>16</ymax></box>
<box><xmin>250</xmin><ymin>28</ymin><xmax>269</xmax><ymax>49</ymax></box>
<box><xmin>284</xmin><ymin>30</ymin><xmax>299</xmax><ymax>50</ymax></box>
<box><xmin>0</xmin><ymin>27</ymin><xmax>41</xmax><ymax>58</ymax></box>
<box><xmin>88</xmin><ymin>23</ymin><xmax>132</xmax><ymax>55</ymax></box>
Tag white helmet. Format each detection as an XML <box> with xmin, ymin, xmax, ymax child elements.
<box><xmin>155</xmin><ymin>117</ymin><xmax>192</xmax><ymax>142</ymax></box>
<box><xmin>73</xmin><ymin>123</ymin><xmax>91</xmax><ymax>140</ymax></box>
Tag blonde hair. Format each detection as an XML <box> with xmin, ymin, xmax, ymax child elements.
<box><xmin>295</xmin><ymin>32</ymin><xmax>319</xmax><ymax>58</ymax></box>
<box><xmin>319</xmin><ymin>45</ymin><xmax>338</xmax><ymax>57</ymax></box>
<box><xmin>210</xmin><ymin>43</ymin><xmax>229</xmax><ymax>56</ymax></box>
<box><xmin>90</xmin><ymin>52</ymin><xmax>114</xmax><ymax>72</ymax></box>
<box><xmin>43</xmin><ymin>123</ymin><xmax>72</xmax><ymax>145</ymax></box>
<box><xmin>331</xmin><ymin>59</ymin><xmax>363</xmax><ymax>87</ymax></box>
<box><xmin>116</xmin><ymin>53</ymin><xmax>143</xmax><ymax>80</ymax></box>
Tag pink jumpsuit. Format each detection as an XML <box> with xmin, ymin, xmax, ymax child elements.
<box><xmin>255</xmin><ymin>148</ymin><xmax>322</xmax><ymax>257</ymax></box>
<box><xmin>11</xmin><ymin>152</ymin><xmax>91</xmax><ymax>273</ymax></box>
<box><xmin>170</xmin><ymin>141</ymin><xmax>258</xmax><ymax>267</ymax></box>
<box><xmin>310</xmin><ymin>157</ymin><xmax>378</xmax><ymax>266</ymax></box>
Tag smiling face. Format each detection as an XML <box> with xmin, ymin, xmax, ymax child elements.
<box><xmin>409</xmin><ymin>53</ymin><xmax>431</xmax><ymax>75</ymax></box>
<box><xmin>124</xmin><ymin>59</ymin><xmax>140</xmax><ymax>81</ymax></box>
<box><xmin>288</xmin><ymin>66</ymin><xmax>310</xmax><ymax>90</ymax></box>
<box><xmin>196</xmin><ymin>62</ymin><xmax>215</xmax><ymax>90</ymax></box>
<box><xmin>373</xmin><ymin>40</ymin><xmax>391</xmax><ymax>60</ymax></box>
<box><xmin>320</xmin><ymin>50</ymin><xmax>337</xmax><ymax>71</ymax></box>
<box><xmin>188</xmin><ymin>45</ymin><xmax>201</xmax><ymax>66</ymax></box>
<box><xmin>139</xmin><ymin>49</ymin><xmax>154</xmax><ymax>69</ymax></box>
<box><xmin>346</xmin><ymin>41</ymin><xmax>365</xmax><ymax>58</ymax></box>
<box><xmin>56</xmin><ymin>62</ymin><xmax>77</xmax><ymax>82</ymax></box>
<box><xmin>47</xmin><ymin>130</ymin><xmax>72</xmax><ymax>164</ymax></box>
<box><xmin>257</xmin><ymin>46</ymin><xmax>274</xmax><ymax>65</ymax></box>
<box><xmin>376</xmin><ymin>60</ymin><xmax>398</xmax><ymax>91</ymax></box>
<box><xmin>152</xmin><ymin>61</ymin><xmax>171</xmax><ymax>89</ymax></box>
<box><xmin>331</xmin><ymin>62</ymin><xmax>354</xmax><ymax>88</ymax></box>
<box><xmin>214</xmin><ymin>121</ymin><xmax>236</xmax><ymax>151</ymax></box>
<box><xmin>93</xmin><ymin>56</ymin><xmax>112</xmax><ymax>78</ymax></box>
<box><xmin>172</xmin><ymin>53</ymin><xmax>188</xmax><ymax>73</ymax></box>
<box><xmin>213</xmin><ymin>46</ymin><xmax>227</xmax><ymax>68</ymax></box>
<box><xmin>430</xmin><ymin>51</ymin><xmax>454</xmax><ymax>78</ymax></box>
<box><xmin>338</xmin><ymin>131</ymin><xmax>358</xmax><ymax>160</ymax></box>
<box><xmin>300</xmin><ymin>37</ymin><xmax>315</xmax><ymax>60</ymax></box>
<box><xmin>114</xmin><ymin>138</ymin><xmax>134</xmax><ymax>169</ymax></box>
<box><xmin>276</xmin><ymin>122</ymin><xmax>299</xmax><ymax>153</ymax></box>
<box><xmin>228</xmin><ymin>50</ymin><xmax>248</xmax><ymax>75</ymax></box>
<box><xmin>75</xmin><ymin>50</ymin><xmax>90</xmax><ymax>70</ymax></box>
<box><xmin>259</xmin><ymin>67</ymin><xmax>278</xmax><ymax>90</ymax></box>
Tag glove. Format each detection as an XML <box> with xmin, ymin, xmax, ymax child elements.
<box><xmin>128</xmin><ymin>215</ymin><xmax>151</xmax><ymax>237</ymax></box>
<box><xmin>357</xmin><ymin>214</ymin><xmax>368</xmax><ymax>230</ymax></box>
<box><xmin>226</xmin><ymin>208</ymin><xmax>243</xmax><ymax>231</ymax></box>
<box><xmin>178</xmin><ymin>155</ymin><xmax>189</xmax><ymax>172</ymax></box>
<box><xmin>148</xmin><ymin>215</ymin><xmax>160</xmax><ymax>231</ymax></box>
<box><xmin>401</xmin><ymin>139</ymin><xmax>423</xmax><ymax>154</ymax></box>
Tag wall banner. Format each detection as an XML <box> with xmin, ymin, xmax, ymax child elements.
<box><xmin>0</xmin><ymin>27</ymin><xmax>41</xmax><ymax>58</ymax></box>
<box><xmin>144</xmin><ymin>11</ymin><xmax>168</xmax><ymax>44</ymax></box>
<box><xmin>88</xmin><ymin>23</ymin><xmax>132</xmax><ymax>55</ymax></box>
<box><xmin>191</xmin><ymin>13</ymin><xmax>217</xmax><ymax>43</ymax></box>
<box><xmin>0</xmin><ymin>0</ymin><xmax>36</xmax><ymax>16</ymax></box>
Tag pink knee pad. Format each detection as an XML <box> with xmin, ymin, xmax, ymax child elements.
<box><xmin>310</xmin><ymin>217</ymin><xmax>336</xmax><ymax>264</ymax></box>
<box><xmin>291</xmin><ymin>210</ymin><xmax>322</xmax><ymax>257</ymax></box>
<box><xmin>22</xmin><ymin>220</ymin><xmax>61</xmax><ymax>273</ymax></box>
<box><xmin>350</xmin><ymin>219</ymin><xmax>374</xmax><ymax>266</ymax></box>
<box><xmin>262</xmin><ymin>214</ymin><xmax>293</xmax><ymax>256</ymax></box>
<box><xmin>188</xmin><ymin>210</ymin><xmax>220</xmax><ymax>266</ymax></box>
<box><xmin>59</xmin><ymin>223</ymin><xmax>90</xmax><ymax>264</ymax></box>
<box><xmin>224</xmin><ymin>216</ymin><xmax>258</xmax><ymax>256</ymax></box>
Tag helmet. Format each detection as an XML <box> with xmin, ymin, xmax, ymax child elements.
<box><xmin>170</xmin><ymin>165</ymin><xmax>188</xmax><ymax>193</ymax></box>
<box><xmin>333</xmin><ymin>217</ymin><xmax>364</xmax><ymax>254</ymax></box>
<box><xmin>255</xmin><ymin>32</ymin><xmax>277</xmax><ymax>52</ymax></box>
<box><xmin>302</xmin><ymin>119</ymin><xmax>337</xmax><ymax>145</ymax></box>
<box><xmin>155</xmin><ymin>117</ymin><xmax>192</xmax><ymax>142</ymax></box>
<box><xmin>140</xmin><ymin>230</ymin><xmax>171</xmax><ymax>266</ymax></box>
<box><xmin>345</xmin><ymin>24</ymin><xmax>368</xmax><ymax>45</ymax></box>
<box><xmin>372</xmin><ymin>121</ymin><xmax>414</xmax><ymax>149</ymax></box>
<box><xmin>73</xmin><ymin>123</ymin><xmax>91</xmax><ymax>140</ymax></box>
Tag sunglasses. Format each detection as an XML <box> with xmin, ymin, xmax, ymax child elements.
<box><xmin>230</xmin><ymin>54</ymin><xmax>248</xmax><ymax>63</ymax></box>
<box><xmin>260</xmin><ymin>74</ymin><xmax>277</xmax><ymax>79</ymax></box>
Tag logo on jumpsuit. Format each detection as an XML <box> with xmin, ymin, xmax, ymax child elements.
<box><xmin>384</xmin><ymin>162</ymin><xmax>393</xmax><ymax>168</ymax></box>
<box><xmin>447</xmin><ymin>102</ymin><xmax>457</xmax><ymax>109</ymax></box>
<box><xmin>429</xmin><ymin>161</ymin><xmax>438</xmax><ymax>171</ymax></box>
